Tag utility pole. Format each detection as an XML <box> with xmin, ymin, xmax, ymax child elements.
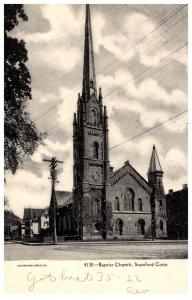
<box><xmin>43</xmin><ymin>157</ymin><xmax>63</xmax><ymax>244</ymax></box>
<box><xmin>150</xmin><ymin>184</ymin><xmax>156</xmax><ymax>241</ymax></box>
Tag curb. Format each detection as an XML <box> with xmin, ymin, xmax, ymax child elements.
<box><xmin>5</xmin><ymin>240</ymin><xmax>188</xmax><ymax>246</ymax></box>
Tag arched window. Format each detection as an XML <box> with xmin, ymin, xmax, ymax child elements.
<box><xmin>95</xmin><ymin>221</ymin><xmax>102</xmax><ymax>232</ymax></box>
<box><xmin>115</xmin><ymin>197</ymin><xmax>120</xmax><ymax>211</ymax></box>
<box><xmin>93</xmin><ymin>199</ymin><xmax>100</xmax><ymax>214</ymax></box>
<box><xmin>138</xmin><ymin>198</ymin><xmax>143</xmax><ymax>212</ymax></box>
<box><xmin>90</xmin><ymin>109</ymin><xmax>97</xmax><ymax>126</ymax></box>
<box><xmin>159</xmin><ymin>200</ymin><xmax>163</xmax><ymax>213</ymax></box>
<box><xmin>137</xmin><ymin>219</ymin><xmax>145</xmax><ymax>235</ymax></box>
<box><xmin>90</xmin><ymin>78</ymin><xmax>94</xmax><ymax>88</ymax></box>
<box><xmin>159</xmin><ymin>220</ymin><xmax>163</xmax><ymax>231</ymax></box>
<box><xmin>124</xmin><ymin>188</ymin><xmax>134</xmax><ymax>211</ymax></box>
<box><xmin>93</xmin><ymin>141</ymin><xmax>99</xmax><ymax>159</ymax></box>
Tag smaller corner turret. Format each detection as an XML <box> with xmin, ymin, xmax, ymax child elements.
<box><xmin>148</xmin><ymin>144</ymin><xmax>163</xmax><ymax>187</ymax></box>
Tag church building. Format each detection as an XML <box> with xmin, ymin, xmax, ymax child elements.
<box><xmin>72</xmin><ymin>5</ymin><xmax>167</xmax><ymax>240</ymax></box>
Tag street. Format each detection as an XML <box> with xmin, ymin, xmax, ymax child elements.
<box><xmin>4</xmin><ymin>241</ymin><xmax>188</xmax><ymax>260</ymax></box>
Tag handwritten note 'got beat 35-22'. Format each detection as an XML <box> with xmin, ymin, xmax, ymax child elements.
<box><xmin>4</xmin><ymin>260</ymin><xmax>187</xmax><ymax>294</ymax></box>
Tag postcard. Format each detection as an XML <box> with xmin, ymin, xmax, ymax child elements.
<box><xmin>3</xmin><ymin>1</ymin><xmax>188</xmax><ymax>294</ymax></box>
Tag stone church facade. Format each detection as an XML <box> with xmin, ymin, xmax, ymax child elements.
<box><xmin>73</xmin><ymin>5</ymin><xmax>167</xmax><ymax>240</ymax></box>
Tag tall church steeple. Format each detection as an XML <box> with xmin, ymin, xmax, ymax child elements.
<box><xmin>73</xmin><ymin>5</ymin><xmax>110</xmax><ymax>240</ymax></box>
<box><xmin>82</xmin><ymin>4</ymin><xmax>96</xmax><ymax>99</ymax></box>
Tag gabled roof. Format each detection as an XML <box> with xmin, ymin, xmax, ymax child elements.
<box><xmin>110</xmin><ymin>161</ymin><xmax>151</xmax><ymax>194</ymax></box>
<box><xmin>39</xmin><ymin>208</ymin><xmax>49</xmax><ymax>217</ymax></box>
<box><xmin>4</xmin><ymin>210</ymin><xmax>20</xmax><ymax>226</ymax></box>
<box><xmin>148</xmin><ymin>145</ymin><xmax>162</xmax><ymax>173</ymax></box>
<box><xmin>55</xmin><ymin>191</ymin><xmax>72</xmax><ymax>208</ymax></box>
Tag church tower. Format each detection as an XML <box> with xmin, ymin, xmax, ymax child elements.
<box><xmin>148</xmin><ymin>145</ymin><xmax>167</xmax><ymax>238</ymax></box>
<box><xmin>73</xmin><ymin>5</ymin><xmax>110</xmax><ymax>239</ymax></box>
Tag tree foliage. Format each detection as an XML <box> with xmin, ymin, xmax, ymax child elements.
<box><xmin>4</xmin><ymin>4</ymin><xmax>45</xmax><ymax>174</ymax></box>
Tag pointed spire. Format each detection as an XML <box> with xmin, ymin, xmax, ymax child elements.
<box><xmin>82</xmin><ymin>4</ymin><xmax>96</xmax><ymax>99</ymax></box>
<box><xmin>148</xmin><ymin>145</ymin><xmax>162</xmax><ymax>173</ymax></box>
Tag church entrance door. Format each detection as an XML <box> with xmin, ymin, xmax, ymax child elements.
<box><xmin>115</xmin><ymin>219</ymin><xmax>124</xmax><ymax>236</ymax></box>
<box><xmin>137</xmin><ymin>219</ymin><xmax>145</xmax><ymax>235</ymax></box>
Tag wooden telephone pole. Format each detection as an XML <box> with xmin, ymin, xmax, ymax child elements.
<box><xmin>43</xmin><ymin>157</ymin><xmax>63</xmax><ymax>244</ymax></box>
<box><xmin>150</xmin><ymin>184</ymin><xmax>156</xmax><ymax>241</ymax></box>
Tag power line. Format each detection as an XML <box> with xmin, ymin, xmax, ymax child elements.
<box><xmin>108</xmin><ymin>110</ymin><xmax>188</xmax><ymax>152</ymax></box>
<box><xmin>104</xmin><ymin>42</ymin><xmax>187</xmax><ymax>99</ymax></box>
<box><xmin>102</xmin><ymin>30</ymin><xmax>187</xmax><ymax>99</ymax></box>
<box><xmin>112</xmin><ymin>23</ymin><xmax>187</xmax><ymax>73</ymax></box>
<box><xmin>97</xmin><ymin>4</ymin><xmax>187</xmax><ymax>74</ymax></box>
<box><xmin>139</xmin><ymin>13</ymin><xmax>187</xmax><ymax>52</ymax></box>
<box><xmin>53</xmin><ymin>108</ymin><xmax>187</xmax><ymax>173</ymax></box>
<box><xmin>45</xmin><ymin>46</ymin><xmax>186</xmax><ymax>136</ymax></box>
<box><xmin>33</xmin><ymin>87</ymin><xmax>78</xmax><ymax>123</ymax></box>
<box><xmin>46</xmin><ymin>116</ymin><xmax>72</xmax><ymax>135</ymax></box>
<box><xmin>33</xmin><ymin>99</ymin><xmax>63</xmax><ymax>122</ymax></box>
<box><xmin>34</xmin><ymin>5</ymin><xmax>187</xmax><ymax>124</ymax></box>
<box><xmin>46</xmin><ymin>38</ymin><xmax>187</xmax><ymax>136</ymax></box>
<box><xmin>108</xmin><ymin>49</ymin><xmax>187</xmax><ymax>104</ymax></box>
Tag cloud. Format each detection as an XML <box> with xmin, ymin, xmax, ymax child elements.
<box><xmin>5</xmin><ymin>170</ymin><xmax>51</xmax><ymax>218</ymax></box>
<box><xmin>109</xmin><ymin>117</ymin><xmax>161</xmax><ymax>170</ymax></box>
<box><xmin>30</xmin><ymin>144</ymin><xmax>51</xmax><ymax>163</ymax></box>
<box><xmin>55</xmin><ymin>86</ymin><xmax>80</xmax><ymax>136</ymax></box>
<box><xmin>95</xmin><ymin>10</ymin><xmax>187</xmax><ymax>69</ymax></box>
<box><xmin>123</xmin><ymin>12</ymin><xmax>155</xmax><ymax>42</ymax></box>
<box><xmin>163</xmin><ymin>148</ymin><xmax>188</xmax><ymax>191</ymax></box>
<box><xmin>165</xmin><ymin>148</ymin><xmax>187</xmax><ymax>171</ymax></box>
<box><xmin>130</xmin><ymin>78</ymin><xmax>187</xmax><ymax>107</ymax></box>
<box><xmin>99</xmin><ymin>68</ymin><xmax>187</xmax><ymax>133</ymax></box>
<box><xmin>92</xmin><ymin>10</ymin><xmax>106</xmax><ymax>53</ymax></box>
<box><xmin>164</xmin><ymin>175</ymin><xmax>187</xmax><ymax>192</ymax></box>
<box><xmin>103</xmin><ymin>71</ymin><xmax>187</xmax><ymax>109</ymax></box>
<box><xmin>5</xmin><ymin>134</ymin><xmax>74</xmax><ymax>218</ymax></box>
<box><xmin>31</xmin><ymin>47</ymin><xmax>81</xmax><ymax>73</ymax></box>
<box><xmin>32</xmin><ymin>89</ymin><xmax>56</xmax><ymax>104</ymax></box>
<box><xmin>140</xmin><ymin>111</ymin><xmax>169</xmax><ymax>128</ymax></box>
<box><xmin>165</xmin><ymin>113</ymin><xmax>188</xmax><ymax>133</ymax></box>
<box><xmin>96</xmin><ymin>12</ymin><xmax>155</xmax><ymax>63</ymax></box>
<box><xmin>31</xmin><ymin>139</ymin><xmax>68</xmax><ymax>162</ymax></box>
<box><xmin>12</xmin><ymin>5</ymin><xmax>84</xmax><ymax>74</ymax></box>
<box><xmin>20</xmin><ymin>5</ymin><xmax>84</xmax><ymax>43</ymax></box>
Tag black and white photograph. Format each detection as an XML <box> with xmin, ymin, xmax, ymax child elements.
<box><xmin>4</xmin><ymin>2</ymin><xmax>188</xmax><ymax>266</ymax></box>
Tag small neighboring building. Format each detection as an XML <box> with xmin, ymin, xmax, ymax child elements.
<box><xmin>23</xmin><ymin>208</ymin><xmax>49</xmax><ymax>238</ymax></box>
<box><xmin>40</xmin><ymin>208</ymin><xmax>50</xmax><ymax>231</ymax></box>
<box><xmin>166</xmin><ymin>185</ymin><xmax>188</xmax><ymax>240</ymax></box>
<box><xmin>4</xmin><ymin>210</ymin><xmax>21</xmax><ymax>240</ymax></box>
<box><xmin>22</xmin><ymin>192</ymin><xmax>73</xmax><ymax>241</ymax></box>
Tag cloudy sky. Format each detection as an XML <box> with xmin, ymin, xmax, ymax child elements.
<box><xmin>5</xmin><ymin>4</ymin><xmax>188</xmax><ymax>217</ymax></box>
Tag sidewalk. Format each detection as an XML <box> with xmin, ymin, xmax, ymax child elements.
<box><xmin>4</xmin><ymin>239</ymin><xmax>188</xmax><ymax>247</ymax></box>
